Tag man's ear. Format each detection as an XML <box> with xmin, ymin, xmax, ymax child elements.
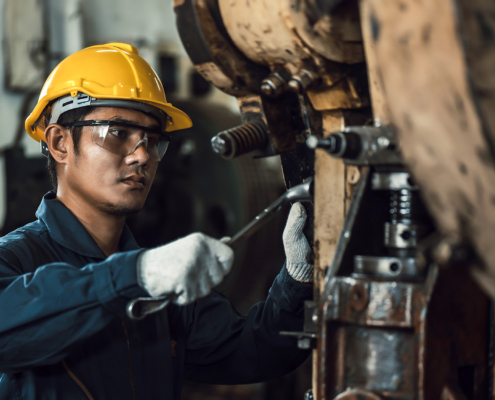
<box><xmin>44</xmin><ymin>124</ymin><xmax>72</xmax><ymax>164</ymax></box>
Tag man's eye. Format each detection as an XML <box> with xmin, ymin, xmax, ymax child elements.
<box><xmin>108</xmin><ymin>128</ymin><xmax>128</xmax><ymax>139</ymax></box>
<box><xmin>147</xmin><ymin>135</ymin><xmax>161</xmax><ymax>147</ymax></box>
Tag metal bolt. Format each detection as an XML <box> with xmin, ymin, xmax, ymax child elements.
<box><xmin>306</xmin><ymin>135</ymin><xmax>319</xmax><ymax>149</ymax></box>
<box><xmin>288</xmin><ymin>79</ymin><xmax>302</xmax><ymax>93</ymax></box>
<box><xmin>312</xmin><ymin>309</ymin><xmax>318</xmax><ymax>323</ymax></box>
<box><xmin>261</xmin><ymin>71</ymin><xmax>287</xmax><ymax>97</ymax></box>
<box><xmin>306</xmin><ymin>135</ymin><xmax>335</xmax><ymax>150</ymax></box>
<box><xmin>288</xmin><ymin>70</ymin><xmax>320</xmax><ymax>94</ymax></box>
<box><xmin>377</xmin><ymin>136</ymin><xmax>390</xmax><ymax>149</ymax></box>
<box><xmin>377</xmin><ymin>136</ymin><xmax>397</xmax><ymax>151</ymax></box>
<box><xmin>211</xmin><ymin>136</ymin><xmax>228</xmax><ymax>155</ymax></box>
<box><xmin>261</xmin><ymin>81</ymin><xmax>276</xmax><ymax>97</ymax></box>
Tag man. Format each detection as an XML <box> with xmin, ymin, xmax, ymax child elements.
<box><xmin>0</xmin><ymin>43</ymin><xmax>314</xmax><ymax>399</ymax></box>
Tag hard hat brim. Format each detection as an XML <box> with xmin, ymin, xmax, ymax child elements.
<box><xmin>25</xmin><ymin>91</ymin><xmax>193</xmax><ymax>143</ymax></box>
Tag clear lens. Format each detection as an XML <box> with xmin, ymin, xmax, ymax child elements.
<box><xmin>90</xmin><ymin>125</ymin><xmax>169</xmax><ymax>161</ymax></box>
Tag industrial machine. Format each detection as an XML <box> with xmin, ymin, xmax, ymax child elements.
<box><xmin>174</xmin><ymin>0</ymin><xmax>495</xmax><ymax>398</ymax></box>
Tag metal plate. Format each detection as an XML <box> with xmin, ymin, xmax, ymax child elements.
<box><xmin>324</xmin><ymin>276</ymin><xmax>419</xmax><ymax>327</ymax></box>
<box><xmin>372</xmin><ymin>172</ymin><xmax>418</xmax><ymax>191</ymax></box>
<box><xmin>353</xmin><ymin>256</ymin><xmax>424</xmax><ymax>278</ymax></box>
<box><xmin>384</xmin><ymin>222</ymin><xmax>417</xmax><ymax>248</ymax></box>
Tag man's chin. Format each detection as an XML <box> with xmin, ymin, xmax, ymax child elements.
<box><xmin>98</xmin><ymin>201</ymin><xmax>143</xmax><ymax>217</ymax></box>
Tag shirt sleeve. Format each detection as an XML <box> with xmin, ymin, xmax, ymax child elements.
<box><xmin>183</xmin><ymin>264</ymin><xmax>313</xmax><ymax>384</ymax></box>
<box><xmin>0</xmin><ymin>247</ymin><xmax>148</xmax><ymax>374</ymax></box>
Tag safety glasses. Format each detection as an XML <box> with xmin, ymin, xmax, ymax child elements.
<box><xmin>63</xmin><ymin>120</ymin><xmax>171</xmax><ymax>162</ymax></box>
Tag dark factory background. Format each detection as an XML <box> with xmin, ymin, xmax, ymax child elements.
<box><xmin>0</xmin><ymin>0</ymin><xmax>311</xmax><ymax>398</ymax></box>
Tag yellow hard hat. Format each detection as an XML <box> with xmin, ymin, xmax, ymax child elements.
<box><xmin>25</xmin><ymin>42</ymin><xmax>192</xmax><ymax>142</ymax></box>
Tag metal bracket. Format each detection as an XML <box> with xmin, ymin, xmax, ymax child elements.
<box><xmin>280</xmin><ymin>300</ymin><xmax>318</xmax><ymax>349</ymax></box>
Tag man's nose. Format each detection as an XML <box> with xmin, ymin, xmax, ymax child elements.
<box><xmin>125</xmin><ymin>140</ymin><xmax>150</xmax><ymax>166</ymax></box>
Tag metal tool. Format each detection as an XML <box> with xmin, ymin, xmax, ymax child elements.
<box><xmin>127</xmin><ymin>177</ymin><xmax>313</xmax><ymax>320</ymax></box>
<box><xmin>226</xmin><ymin>177</ymin><xmax>314</xmax><ymax>249</ymax></box>
<box><xmin>127</xmin><ymin>292</ymin><xmax>180</xmax><ymax>321</ymax></box>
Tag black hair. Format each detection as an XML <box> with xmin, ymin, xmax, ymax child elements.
<box><xmin>47</xmin><ymin>106</ymin><xmax>98</xmax><ymax>192</ymax></box>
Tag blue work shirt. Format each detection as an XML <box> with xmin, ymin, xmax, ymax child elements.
<box><xmin>0</xmin><ymin>192</ymin><xmax>311</xmax><ymax>399</ymax></box>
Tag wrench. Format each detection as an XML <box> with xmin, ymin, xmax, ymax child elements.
<box><xmin>127</xmin><ymin>177</ymin><xmax>314</xmax><ymax>320</ymax></box>
<box><xmin>225</xmin><ymin>177</ymin><xmax>314</xmax><ymax>249</ymax></box>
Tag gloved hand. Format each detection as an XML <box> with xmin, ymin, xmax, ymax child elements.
<box><xmin>283</xmin><ymin>202</ymin><xmax>314</xmax><ymax>283</ymax></box>
<box><xmin>137</xmin><ymin>233</ymin><xmax>234</xmax><ymax>305</ymax></box>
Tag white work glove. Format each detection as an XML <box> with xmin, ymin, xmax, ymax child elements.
<box><xmin>283</xmin><ymin>202</ymin><xmax>314</xmax><ymax>283</ymax></box>
<box><xmin>137</xmin><ymin>233</ymin><xmax>234</xmax><ymax>305</ymax></box>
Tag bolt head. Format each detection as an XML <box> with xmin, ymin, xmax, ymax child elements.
<box><xmin>211</xmin><ymin>136</ymin><xmax>227</xmax><ymax>155</ymax></box>
<box><xmin>312</xmin><ymin>309</ymin><xmax>318</xmax><ymax>322</ymax></box>
<box><xmin>377</xmin><ymin>136</ymin><xmax>390</xmax><ymax>149</ymax></box>
<box><xmin>288</xmin><ymin>79</ymin><xmax>301</xmax><ymax>93</ymax></box>
<box><xmin>261</xmin><ymin>82</ymin><xmax>274</xmax><ymax>96</ymax></box>
<box><xmin>306</xmin><ymin>135</ymin><xmax>319</xmax><ymax>149</ymax></box>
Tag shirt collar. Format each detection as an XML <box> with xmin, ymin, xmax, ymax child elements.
<box><xmin>35</xmin><ymin>192</ymin><xmax>140</xmax><ymax>259</ymax></box>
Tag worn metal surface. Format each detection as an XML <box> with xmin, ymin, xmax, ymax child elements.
<box><xmin>217</xmin><ymin>0</ymin><xmax>364</xmax><ymax>67</ymax></box>
<box><xmin>371</xmin><ymin>173</ymin><xmax>417</xmax><ymax>191</ymax></box>
<box><xmin>314</xmin><ymin>112</ymin><xmax>370</xmax><ymax>400</ymax></box>
<box><xmin>353</xmin><ymin>256</ymin><xmax>424</xmax><ymax>280</ymax></box>
<box><xmin>174</xmin><ymin>0</ymin><xmax>268</xmax><ymax>96</ymax></box>
<box><xmin>325</xmin><ymin>277</ymin><xmax>417</xmax><ymax>327</ymax></box>
<box><xmin>172</xmin><ymin>2</ymin><xmax>495</xmax><ymax>400</ymax></box>
<box><xmin>319</xmin><ymin>198</ymin><xmax>491</xmax><ymax>400</ymax></box>
<box><xmin>384</xmin><ymin>223</ymin><xmax>418</xmax><ymax>248</ymax></box>
<box><xmin>322</xmin><ymin>166</ymin><xmax>370</xmax><ymax>284</ymax></box>
<box><xmin>340</xmin><ymin>125</ymin><xmax>401</xmax><ymax>166</ymax></box>
<box><xmin>306</xmin><ymin>73</ymin><xmax>370</xmax><ymax>112</ymax></box>
<box><xmin>358</xmin><ymin>0</ymin><xmax>495</xmax><ymax>294</ymax></box>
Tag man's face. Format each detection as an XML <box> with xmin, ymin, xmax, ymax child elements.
<box><xmin>63</xmin><ymin>107</ymin><xmax>160</xmax><ymax>216</ymax></box>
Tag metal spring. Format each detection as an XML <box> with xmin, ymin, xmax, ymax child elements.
<box><xmin>390</xmin><ymin>189</ymin><xmax>414</xmax><ymax>224</ymax></box>
<box><xmin>215</xmin><ymin>120</ymin><xmax>268</xmax><ymax>159</ymax></box>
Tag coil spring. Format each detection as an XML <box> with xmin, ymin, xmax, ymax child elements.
<box><xmin>214</xmin><ymin>120</ymin><xmax>268</xmax><ymax>159</ymax></box>
<box><xmin>390</xmin><ymin>188</ymin><xmax>431</xmax><ymax>224</ymax></box>
<box><xmin>390</xmin><ymin>189</ymin><xmax>414</xmax><ymax>224</ymax></box>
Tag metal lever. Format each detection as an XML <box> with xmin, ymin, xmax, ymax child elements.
<box><xmin>226</xmin><ymin>177</ymin><xmax>314</xmax><ymax>249</ymax></box>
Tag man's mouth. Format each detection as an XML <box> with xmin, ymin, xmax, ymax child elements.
<box><xmin>122</xmin><ymin>175</ymin><xmax>146</xmax><ymax>189</ymax></box>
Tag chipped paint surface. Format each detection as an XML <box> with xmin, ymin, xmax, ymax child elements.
<box><xmin>360</xmin><ymin>0</ymin><xmax>495</xmax><ymax>278</ymax></box>
<box><xmin>218</xmin><ymin>0</ymin><xmax>364</xmax><ymax>67</ymax></box>
<box><xmin>195</xmin><ymin>62</ymin><xmax>236</xmax><ymax>91</ymax></box>
<box><xmin>325</xmin><ymin>277</ymin><xmax>415</xmax><ymax>327</ymax></box>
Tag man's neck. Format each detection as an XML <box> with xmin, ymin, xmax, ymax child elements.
<box><xmin>56</xmin><ymin>191</ymin><xmax>125</xmax><ymax>257</ymax></box>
